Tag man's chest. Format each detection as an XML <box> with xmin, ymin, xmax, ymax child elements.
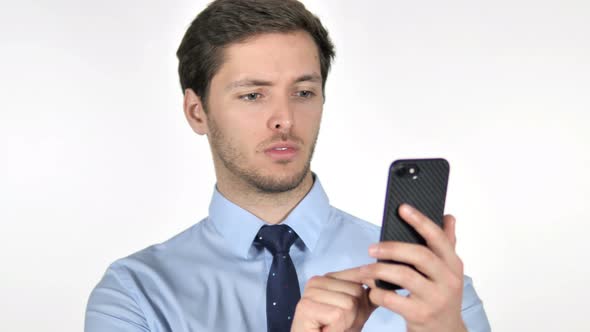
<box><xmin>137</xmin><ymin>254</ymin><xmax>402</xmax><ymax>331</ymax></box>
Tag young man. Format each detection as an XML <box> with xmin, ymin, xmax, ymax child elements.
<box><xmin>85</xmin><ymin>0</ymin><xmax>490</xmax><ymax>331</ymax></box>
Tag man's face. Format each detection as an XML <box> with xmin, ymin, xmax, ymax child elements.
<box><xmin>204</xmin><ymin>31</ymin><xmax>324</xmax><ymax>193</ymax></box>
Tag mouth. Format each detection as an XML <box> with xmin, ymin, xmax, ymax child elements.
<box><xmin>264</xmin><ymin>143</ymin><xmax>300</xmax><ymax>160</ymax></box>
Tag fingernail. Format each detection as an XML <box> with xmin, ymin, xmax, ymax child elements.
<box><xmin>369</xmin><ymin>243</ymin><xmax>379</xmax><ymax>256</ymax></box>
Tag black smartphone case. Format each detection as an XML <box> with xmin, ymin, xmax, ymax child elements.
<box><xmin>376</xmin><ymin>158</ymin><xmax>450</xmax><ymax>290</ymax></box>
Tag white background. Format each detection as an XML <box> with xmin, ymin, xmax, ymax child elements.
<box><xmin>1</xmin><ymin>0</ymin><xmax>589</xmax><ymax>331</ymax></box>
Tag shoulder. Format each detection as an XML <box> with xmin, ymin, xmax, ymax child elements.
<box><xmin>113</xmin><ymin>218</ymin><xmax>212</xmax><ymax>274</ymax></box>
<box><xmin>85</xmin><ymin>219</ymin><xmax>211</xmax><ymax>331</ymax></box>
<box><xmin>86</xmin><ymin>218</ymin><xmax>214</xmax><ymax>313</ymax></box>
<box><xmin>92</xmin><ymin>217</ymin><xmax>215</xmax><ymax>291</ymax></box>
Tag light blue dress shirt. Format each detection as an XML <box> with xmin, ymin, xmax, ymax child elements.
<box><xmin>85</xmin><ymin>177</ymin><xmax>491</xmax><ymax>331</ymax></box>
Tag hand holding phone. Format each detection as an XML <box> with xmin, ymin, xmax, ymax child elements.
<box><xmin>376</xmin><ymin>158</ymin><xmax>450</xmax><ymax>290</ymax></box>
<box><xmin>363</xmin><ymin>159</ymin><xmax>468</xmax><ymax>331</ymax></box>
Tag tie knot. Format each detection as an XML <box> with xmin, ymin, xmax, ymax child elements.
<box><xmin>255</xmin><ymin>224</ymin><xmax>299</xmax><ymax>255</ymax></box>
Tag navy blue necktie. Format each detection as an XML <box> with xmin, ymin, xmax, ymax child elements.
<box><xmin>255</xmin><ymin>225</ymin><xmax>301</xmax><ymax>332</ymax></box>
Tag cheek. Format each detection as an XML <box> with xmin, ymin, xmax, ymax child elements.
<box><xmin>218</xmin><ymin>112</ymin><xmax>268</xmax><ymax>152</ymax></box>
<box><xmin>294</xmin><ymin>106</ymin><xmax>323</xmax><ymax>133</ymax></box>
<box><xmin>210</xmin><ymin>99</ymin><xmax>262</xmax><ymax>138</ymax></box>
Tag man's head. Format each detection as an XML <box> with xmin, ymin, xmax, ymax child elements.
<box><xmin>177</xmin><ymin>0</ymin><xmax>335</xmax><ymax>108</ymax></box>
<box><xmin>178</xmin><ymin>0</ymin><xmax>335</xmax><ymax>194</ymax></box>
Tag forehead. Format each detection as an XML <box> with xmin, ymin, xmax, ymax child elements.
<box><xmin>213</xmin><ymin>31</ymin><xmax>322</xmax><ymax>85</ymax></box>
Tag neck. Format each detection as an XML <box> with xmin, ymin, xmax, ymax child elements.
<box><xmin>215</xmin><ymin>171</ymin><xmax>314</xmax><ymax>225</ymax></box>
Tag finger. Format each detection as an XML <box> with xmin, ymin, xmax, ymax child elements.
<box><xmin>443</xmin><ymin>214</ymin><xmax>457</xmax><ymax>249</ymax></box>
<box><xmin>368</xmin><ymin>241</ymin><xmax>448</xmax><ymax>283</ymax></box>
<box><xmin>306</xmin><ymin>275</ymin><xmax>364</xmax><ymax>299</ymax></box>
<box><xmin>318</xmin><ymin>272</ymin><xmax>378</xmax><ymax>325</ymax></box>
<box><xmin>368</xmin><ymin>287</ymin><xmax>419</xmax><ymax>318</ymax></box>
<box><xmin>292</xmin><ymin>298</ymin><xmax>348</xmax><ymax>331</ymax></box>
<box><xmin>360</xmin><ymin>262</ymin><xmax>436</xmax><ymax>300</ymax></box>
<box><xmin>325</xmin><ymin>267</ymin><xmax>365</xmax><ymax>284</ymax></box>
<box><xmin>304</xmin><ymin>287</ymin><xmax>359</xmax><ymax>322</ymax></box>
<box><xmin>398</xmin><ymin>204</ymin><xmax>460</xmax><ymax>269</ymax></box>
<box><xmin>362</xmin><ymin>275</ymin><xmax>377</xmax><ymax>289</ymax></box>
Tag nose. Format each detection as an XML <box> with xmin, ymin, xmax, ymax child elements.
<box><xmin>267</xmin><ymin>98</ymin><xmax>294</xmax><ymax>133</ymax></box>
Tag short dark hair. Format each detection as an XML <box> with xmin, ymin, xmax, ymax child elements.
<box><xmin>176</xmin><ymin>0</ymin><xmax>335</xmax><ymax>108</ymax></box>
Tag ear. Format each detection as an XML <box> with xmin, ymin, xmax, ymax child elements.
<box><xmin>183</xmin><ymin>88</ymin><xmax>209</xmax><ymax>135</ymax></box>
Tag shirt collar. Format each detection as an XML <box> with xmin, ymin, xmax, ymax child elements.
<box><xmin>208</xmin><ymin>174</ymin><xmax>331</xmax><ymax>259</ymax></box>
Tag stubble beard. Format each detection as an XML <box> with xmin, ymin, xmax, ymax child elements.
<box><xmin>208</xmin><ymin>118</ymin><xmax>318</xmax><ymax>194</ymax></box>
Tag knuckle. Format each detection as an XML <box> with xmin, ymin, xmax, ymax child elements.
<box><xmin>425</xmin><ymin>226</ymin><xmax>441</xmax><ymax>240</ymax></box>
<box><xmin>299</xmin><ymin>297</ymin><xmax>313</xmax><ymax>307</ymax></box>
<box><xmin>343</xmin><ymin>295</ymin><xmax>359</xmax><ymax>311</ymax></box>
<box><xmin>368</xmin><ymin>288</ymin><xmax>380</xmax><ymax>305</ymax></box>
<box><xmin>364</xmin><ymin>263</ymin><xmax>376</xmax><ymax>275</ymax></box>
<box><xmin>448</xmin><ymin>274</ymin><xmax>463</xmax><ymax>292</ymax></box>
<box><xmin>456</xmin><ymin>257</ymin><xmax>465</xmax><ymax>273</ymax></box>
<box><xmin>426</xmin><ymin>248</ymin><xmax>439</xmax><ymax>262</ymax></box>
<box><xmin>296</xmin><ymin>298</ymin><xmax>313</xmax><ymax>312</ymax></box>
<box><xmin>375</xmin><ymin>264</ymin><xmax>398</xmax><ymax>285</ymax></box>
<box><xmin>302</xmin><ymin>286</ymin><xmax>317</xmax><ymax>298</ymax></box>
<box><xmin>415</xmin><ymin>246</ymin><xmax>434</xmax><ymax>263</ymax></box>
<box><xmin>396</xmin><ymin>265</ymin><xmax>414</xmax><ymax>285</ymax></box>
<box><xmin>351</xmin><ymin>285</ymin><xmax>364</xmax><ymax>298</ymax></box>
<box><xmin>415</xmin><ymin>225</ymin><xmax>432</xmax><ymax>240</ymax></box>
<box><xmin>328</xmin><ymin>306</ymin><xmax>345</xmax><ymax>322</ymax></box>
<box><xmin>309</xmin><ymin>275</ymin><xmax>323</xmax><ymax>283</ymax></box>
<box><xmin>381</xmin><ymin>241</ymin><xmax>396</xmax><ymax>251</ymax></box>
<box><xmin>307</xmin><ymin>275</ymin><xmax>323</xmax><ymax>287</ymax></box>
<box><xmin>375</xmin><ymin>265</ymin><xmax>393</xmax><ymax>281</ymax></box>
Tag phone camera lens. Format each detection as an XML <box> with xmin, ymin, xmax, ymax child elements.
<box><xmin>395</xmin><ymin>164</ymin><xmax>420</xmax><ymax>179</ymax></box>
<box><xmin>395</xmin><ymin>167</ymin><xmax>406</xmax><ymax>177</ymax></box>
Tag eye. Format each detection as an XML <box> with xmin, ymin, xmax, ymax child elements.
<box><xmin>240</xmin><ymin>92</ymin><xmax>262</xmax><ymax>101</ymax></box>
<box><xmin>296</xmin><ymin>90</ymin><xmax>315</xmax><ymax>98</ymax></box>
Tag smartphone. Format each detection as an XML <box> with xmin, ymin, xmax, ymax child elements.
<box><xmin>376</xmin><ymin>158</ymin><xmax>450</xmax><ymax>290</ymax></box>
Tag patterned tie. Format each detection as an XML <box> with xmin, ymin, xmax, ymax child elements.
<box><xmin>255</xmin><ymin>224</ymin><xmax>301</xmax><ymax>332</ymax></box>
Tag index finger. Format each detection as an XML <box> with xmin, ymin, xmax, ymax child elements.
<box><xmin>325</xmin><ymin>267</ymin><xmax>365</xmax><ymax>284</ymax></box>
<box><xmin>398</xmin><ymin>204</ymin><xmax>460</xmax><ymax>268</ymax></box>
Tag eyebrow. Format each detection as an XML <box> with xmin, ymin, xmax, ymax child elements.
<box><xmin>225</xmin><ymin>73</ymin><xmax>322</xmax><ymax>91</ymax></box>
<box><xmin>294</xmin><ymin>73</ymin><xmax>322</xmax><ymax>84</ymax></box>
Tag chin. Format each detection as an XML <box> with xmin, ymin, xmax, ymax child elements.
<box><xmin>247</xmin><ymin>166</ymin><xmax>310</xmax><ymax>194</ymax></box>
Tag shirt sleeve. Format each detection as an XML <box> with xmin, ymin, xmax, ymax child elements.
<box><xmin>461</xmin><ymin>275</ymin><xmax>491</xmax><ymax>332</ymax></box>
<box><xmin>85</xmin><ymin>263</ymin><xmax>150</xmax><ymax>332</ymax></box>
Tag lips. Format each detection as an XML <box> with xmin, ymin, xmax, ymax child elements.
<box><xmin>265</xmin><ymin>142</ymin><xmax>298</xmax><ymax>152</ymax></box>
<box><xmin>264</xmin><ymin>142</ymin><xmax>299</xmax><ymax>160</ymax></box>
